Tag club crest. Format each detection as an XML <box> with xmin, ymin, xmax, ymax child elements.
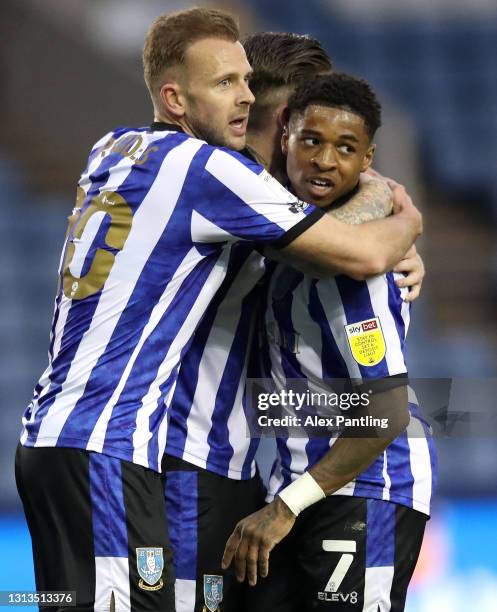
<box><xmin>203</xmin><ymin>575</ymin><xmax>223</xmax><ymax>612</ymax></box>
<box><xmin>136</xmin><ymin>547</ymin><xmax>164</xmax><ymax>591</ymax></box>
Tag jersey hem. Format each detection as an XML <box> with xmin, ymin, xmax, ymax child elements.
<box><xmin>164</xmin><ymin>445</ymin><xmax>256</xmax><ymax>480</ymax></box>
<box><xmin>20</xmin><ymin>435</ymin><xmax>159</xmax><ymax>473</ymax></box>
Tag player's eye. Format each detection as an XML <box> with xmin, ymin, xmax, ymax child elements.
<box><xmin>219</xmin><ymin>78</ymin><xmax>231</xmax><ymax>88</ymax></box>
<box><xmin>338</xmin><ymin>144</ymin><xmax>355</xmax><ymax>154</ymax></box>
<box><xmin>303</xmin><ymin>137</ymin><xmax>320</xmax><ymax>146</ymax></box>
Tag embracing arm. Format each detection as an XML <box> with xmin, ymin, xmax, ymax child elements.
<box><xmin>222</xmin><ymin>385</ymin><xmax>409</xmax><ymax>585</ymax></box>
<box><xmin>330</xmin><ymin>175</ymin><xmax>392</xmax><ymax>224</ymax></box>
<box><xmin>281</xmin><ymin>184</ymin><xmax>421</xmax><ymax>281</ymax></box>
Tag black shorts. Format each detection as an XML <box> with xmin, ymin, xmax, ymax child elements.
<box><xmin>247</xmin><ymin>495</ymin><xmax>427</xmax><ymax>612</ymax></box>
<box><xmin>15</xmin><ymin>444</ymin><xmax>175</xmax><ymax>612</ymax></box>
<box><xmin>162</xmin><ymin>455</ymin><xmax>266</xmax><ymax>612</ymax></box>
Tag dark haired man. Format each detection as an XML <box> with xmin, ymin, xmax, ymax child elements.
<box><xmin>223</xmin><ymin>73</ymin><xmax>435</xmax><ymax>611</ymax></box>
<box><xmin>16</xmin><ymin>7</ymin><xmax>421</xmax><ymax>611</ymax></box>
<box><xmin>163</xmin><ymin>30</ymin><xmax>425</xmax><ymax>612</ymax></box>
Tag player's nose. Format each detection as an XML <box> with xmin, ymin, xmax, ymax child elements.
<box><xmin>239</xmin><ymin>80</ymin><xmax>255</xmax><ymax>106</ymax></box>
<box><xmin>312</xmin><ymin>147</ymin><xmax>337</xmax><ymax>170</ymax></box>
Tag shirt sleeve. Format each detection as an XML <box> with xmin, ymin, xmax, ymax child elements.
<box><xmin>334</xmin><ymin>274</ymin><xmax>409</xmax><ymax>386</ymax></box>
<box><xmin>191</xmin><ymin>147</ymin><xmax>323</xmax><ymax>244</ymax></box>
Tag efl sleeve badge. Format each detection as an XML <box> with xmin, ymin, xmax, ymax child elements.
<box><xmin>344</xmin><ymin>317</ymin><xmax>386</xmax><ymax>367</ymax></box>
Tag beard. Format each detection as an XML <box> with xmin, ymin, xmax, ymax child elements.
<box><xmin>184</xmin><ymin>93</ymin><xmax>244</xmax><ymax>150</ymax></box>
<box><xmin>188</xmin><ymin>113</ymin><xmax>229</xmax><ymax>148</ymax></box>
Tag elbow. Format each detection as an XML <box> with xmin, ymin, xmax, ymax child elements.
<box><xmin>347</xmin><ymin>255</ymin><xmax>387</xmax><ymax>281</ymax></box>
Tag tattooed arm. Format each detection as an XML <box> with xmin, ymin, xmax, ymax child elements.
<box><xmin>329</xmin><ymin>175</ymin><xmax>392</xmax><ymax>224</ymax></box>
<box><xmin>265</xmin><ymin>177</ymin><xmax>425</xmax><ymax>299</ymax></box>
<box><xmin>263</xmin><ymin>177</ymin><xmax>392</xmax><ymax>277</ymax></box>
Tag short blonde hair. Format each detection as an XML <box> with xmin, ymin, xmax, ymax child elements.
<box><xmin>143</xmin><ymin>7</ymin><xmax>239</xmax><ymax>101</ymax></box>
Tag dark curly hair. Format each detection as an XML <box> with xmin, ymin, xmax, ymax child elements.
<box><xmin>287</xmin><ymin>72</ymin><xmax>382</xmax><ymax>139</ymax></box>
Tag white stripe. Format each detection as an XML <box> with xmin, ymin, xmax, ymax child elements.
<box><xmin>94</xmin><ymin>556</ymin><xmax>131</xmax><ymax>612</ymax></box>
<box><xmin>36</xmin><ymin>138</ymin><xmax>204</xmax><ymax>444</ymax></box>
<box><xmin>407</xmin><ymin>416</ymin><xmax>432</xmax><ymax>514</ymax></box>
<box><xmin>205</xmin><ymin>149</ymin><xmax>309</xmax><ymax>232</ymax></box>
<box><xmin>381</xmin><ymin>450</ymin><xmax>391</xmax><ymax>501</ymax></box>
<box><xmin>362</xmin><ymin>566</ymin><xmax>394</xmax><ymax>612</ymax></box>
<box><xmin>291</xmin><ymin>278</ymin><xmax>327</xmax><ymax>387</ymax></box>
<box><xmin>226</xmin><ymin>341</ymin><xmax>255</xmax><ymax>477</ymax></box>
<box><xmin>132</xmin><ymin>247</ymin><xmax>232</xmax><ymax>468</ymax></box>
<box><xmin>87</xmin><ymin>246</ymin><xmax>200</xmax><ymax>453</ymax></box>
<box><xmin>266</xmin><ymin>461</ymin><xmax>285</xmax><ymax>502</ymax></box>
<box><xmin>366</xmin><ymin>275</ymin><xmax>406</xmax><ymax>375</ymax></box>
<box><xmin>175</xmin><ymin>579</ymin><xmax>196</xmax><ymax>612</ymax></box>
<box><xmin>156</xmin><ymin>377</ymin><xmax>177</xmax><ymax>470</ymax></box>
<box><xmin>393</xmin><ymin>272</ymin><xmax>411</xmax><ymax>335</ymax></box>
<box><xmin>68</xmin><ymin>211</ymin><xmax>107</xmax><ymax>277</ymax></box>
<box><xmin>23</xmin><ymin>295</ymin><xmax>72</xmax><ymax>444</ymax></box>
<box><xmin>191</xmin><ymin>210</ymin><xmax>239</xmax><ymax>243</ymax></box>
<box><xmin>94</xmin><ymin>556</ymin><xmax>113</xmax><ymax>612</ymax></box>
<box><xmin>110</xmin><ymin>557</ymin><xmax>131</xmax><ymax>612</ymax></box>
<box><xmin>315</xmin><ymin>280</ymin><xmax>362</xmax><ymax>379</ymax></box>
<box><xmin>181</xmin><ymin>250</ymin><xmax>261</xmax><ymax>466</ymax></box>
<box><xmin>81</xmin><ymin>131</ymin><xmax>140</xmax><ymax>189</ymax></box>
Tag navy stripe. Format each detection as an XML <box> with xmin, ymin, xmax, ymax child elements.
<box><xmin>354</xmin><ymin>453</ymin><xmax>386</xmax><ymax>498</ymax></box>
<box><xmin>27</xmin><ymin>292</ymin><xmax>103</xmax><ymax>444</ymax></box>
<box><xmin>335</xmin><ymin>275</ymin><xmax>390</xmax><ymax>379</ymax></box>
<box><xmin>197</xmin><ymin>149</ymin><xmax>303</xmax><ymax>243</ymax></box>
<box><xmin>240</xmin><ymin>435</ymin><xmax>260</xmax><ymax>480</ymax></box>
<box><xmin>164</xmin><ymin>471</ymin><xmax>198</xmax><ymax>581</ymax></box>
<box><xmin>270</xmin><ymin>271</ymin><xmax>306</xmax><ymax>380</ymax></box>
<box><xmin>387</xmin><ymin>273</ymin><xmax>407</xmax><ymax>358</ymax></box>
<box><xmin>365</xmin><ymin>499</ymin><xmax>395</xmax><ymax>567</ymax></box>
<box><xmin>97</xmin><ymin>256</ymin><xmax>220</xmax><ymax>460</ymax></box>
<box><xmin>47</xmin><ymin>292</ymin><xmax>63</xmax><ymax>363</ymax></box>
<box><xmin>205</xmin><ymin>282</ymin><xmax>262</xmax><ymax>475</ymax></box>
<box><xmin>384</xmin><ymin>427</ymin><xmax>414</xmax><ymax>504</ymax></box>
<box><xmin>57</xmin><ymin>136</ymin><xmax>196</xmax><ymax>445</ymax></box>
<box><xmin>165</xmin><ymin>245</ymin><xmax>248</xmax><ymax>459</ymax></box>
<box><xmin>308</xmin><ymin>280</ymin><xmax>350</xmax><ymax>379</ymax></box>
<box><xmin>28</xmin><ymin>136</ymin><xmax>178</xmax><ymax>444</ymax></box>
<box><xmin>89</xmin><ymin>453</ymin><xmax>128</xmax><ymax>557</ymax></box>
<box><xmin>304</xmin><ymin>437</ymin><xmax>332</xmax><ymax>469</ymax></box>
<box><xmin>275</xmin><ymin>436</ymin><xmax>295</xmax><ymax>491</ymax></box>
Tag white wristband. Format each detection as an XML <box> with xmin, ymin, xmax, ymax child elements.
<box><xmin>278</xmin><ymin>472</ymin><xmax>326</xmax><ymax>516</ymax></box>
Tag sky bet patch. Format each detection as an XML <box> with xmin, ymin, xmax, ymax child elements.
<box><xmin>344</xmin><ymin>317</ymin><xmax>386</xmax><ymax>367</ymax></box>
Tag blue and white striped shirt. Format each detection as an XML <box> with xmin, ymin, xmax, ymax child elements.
<box><xmin>20</xmin><ymin>124</ymin><xmax>320</xmax><ymax>472</ymax></box>
<box><xmin>165</xmin><ymin>243</ymin><xmax>271</xmax><ymax>479</ymax></box>
<box><xmin>265</xmin><ymin>267</ymin><xmax>437</xmax><ymax>516</ymax></box>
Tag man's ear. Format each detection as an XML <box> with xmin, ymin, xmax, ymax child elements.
<box><xmin>281</xmin><ymin>123</ymin><xmax>289</xmax><ymax>156</ymax></box>
<box><xmin>361</xmin><ymin>143</ymin><xmax>376</xmax><ymax>172</ymax></box>
<box><xmin>159</xmin><ymin>81</ymin><xmax>186</xmax><ymax>119</ymax></box>
<box><xmin>277</xmin><ymin>105</ymin><xmax>290</xmax><ymax>129</ymax></box>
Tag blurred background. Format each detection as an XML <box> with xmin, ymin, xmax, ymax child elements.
<box><xmin>1</xmin><ymin>1</ymin><xmax>497</xmax><ymax>610</ymax></box>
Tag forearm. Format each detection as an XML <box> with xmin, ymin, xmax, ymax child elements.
<box><xmin>351</xmin><ymin>212</ymin><xmax>420</xmax><ymax>276</ymax></box>
<box><xmin>330</xmin><ymin>178</ymin><xmax>392</xmax><ymax>225</ymax></box>
<box><xmin>309</xmin><ymin>386</ymin><xmax>409</xmax><ymax>495</ymax></box>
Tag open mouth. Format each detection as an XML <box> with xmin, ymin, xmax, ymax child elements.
<box><xmin>229</xmin><ymin>117</ymin><xmax>247</xmax><ymax>135</ymax></box>
<box><xmin>306</xmin><ymin>176</ymin><xmax>336</xmax><ymax>198</ymax></box>
<box><xmin>309</xmin><ymin>177</ymin><xmax>334</xmax><ymax>188</ymax></box>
